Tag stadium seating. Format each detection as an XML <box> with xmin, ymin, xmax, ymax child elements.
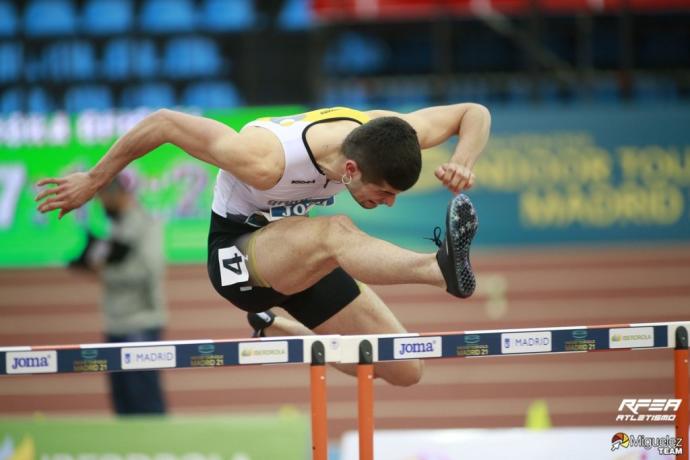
<box><xmin>140</xmin><ymin>0</ymin><xmax>196</xmax><ymax>33</ymax></box>
<box><xmin>103</xmin><ymin>38</ymin><xmax>158</xmax><ymax>80</ymax></box>
<box><xmin>447</xmin><ymin>79</ymin><xmax>491</xmax><ymax>105</ymax></box>
<box><xmin>323</xmin><ymin>33</ymin><xmax>388</xmax><ymax>76</ymax></box>
<box><xmin>504</xmin><ymin>79</ymin><xmax>532</xmax><ymax>105</ymax></box>
<box><xmin>28</xmin><ymin>87</ymin><xmax>54</xmax><ymax>112</ymax></box>
<box><xmin>24</xmin><ymin>0</ymin><xmax>77</xmax><ymax>36</ymax></box>
<box><xmin>182</xmin><ymin>81</ymin><xmax>242</xmax><ymax>109</ymax></box>
<box><xmin>65</xmin><ymin>85</ymin><xmax>113</xmax><ymax>112</ymax></box>
<box><xmin>379</xmin><ymin>80</ymin><xmax>432</xmax><ymax>108</ymax></box>
<box><xmin>321</xmin><ymin>84</ymin><xmax>371</xmax><ymax>109</ymax></box>
<box><xmin>455</xmin><ymin>32</ymin><xmax>517</xmax><ymax>72</ymax></box>
<box><xmin>41</xmin><ymin>41</ymin><xmax>96</xmax><ymax>81</ymax></box>
<box><xmin>0</xmin><ymin>1</ymin><xmax>18</xmax><ymax>37</ymax></box>
<box><xmin>0</xmin><ymin>0</ymin><xmax>685</xmax><ymax>112</ymax></box>
<box><xmin>163</xmin><ymin>37</ymin><xmax>222</xmax><ymax>79</ymax></box>
<box><xmin>0</xmin><ymin>42</ymin><xmax>22</xmax><ymax>83</ymax></box>
<box><xmin>82</xmin><ymin>0</ymin><xmax>133</xmax><ymax>35</ymax></box>
<box><xmin>121</xmin><ymin>82</ymin><xmax>175</xmax><ymax>108</ymax></box>
<box><xmin>589</xmin><ymin>76</ymin><xmax>621</xmax><ymax>103</ymax></box>
<box><xmin>390</xmin><ymin>37</ymin><xmax>433</xmax><ymax>74</ymax></box>
<box><xmin>633</xmin><ymin>75</ymin><xmax>678</xmax><ymax>101</ymax></box>
<box><xmin>0</xmin><ymin>87</ymin><xmax>21</xmax><ymax>114</ymax></box>
<box><xmin>200</xmin><ymin>0</ymin><xmax>255</xmax><ymax>32</ymax></box>
<box><xmin>278</xmin><ymin>0</ymin><xmax>313</xmax><ymax>31</ymax></box>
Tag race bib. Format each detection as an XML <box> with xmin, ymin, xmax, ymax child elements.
<box><xmin>218</xmin><ymin>246</ymin><xmax>249</xmax><ymax>286</ymax></box>
<box><xmin>269</xmin><ymin>202</ymin><xmax>310</xmax><ymax>219</ymax></box>
<box><xmin>268</xmin><ymin>196</ymin><xmax>336</xmax><ymax>220</ymax></box>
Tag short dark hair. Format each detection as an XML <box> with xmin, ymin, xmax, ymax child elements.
<box><xmin>341</xmin><ymin>116</ymin><xmax>421</xmax><ymax>191</ymax></box>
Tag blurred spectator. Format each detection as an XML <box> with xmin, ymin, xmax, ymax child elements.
<box><xmin>69</xmin><ymin>172</ymin><xmax>167</xmax><ymax>415</ymax></box>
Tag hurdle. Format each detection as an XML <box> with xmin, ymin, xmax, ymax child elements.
<box><xmin>2</xmin><ymin>320</ymin><xmax>689</xmax><ymax>460</ymax></box>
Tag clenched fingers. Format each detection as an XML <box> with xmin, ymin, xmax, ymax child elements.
<box><xmin>435</xmin><ymin>163</ymin><xmax>475</xmax><ymax>194</ymax></box>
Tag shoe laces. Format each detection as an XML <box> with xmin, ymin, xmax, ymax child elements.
<box><xmin>425</xmin><ymin>226</ymin><xmax>443</xmax><ymax>247</ymax></box>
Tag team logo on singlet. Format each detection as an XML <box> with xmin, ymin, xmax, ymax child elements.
<box><xmin>268</xmin><ymin>197</ymin><xmax>335</xmax><ymax>219</ymax></box>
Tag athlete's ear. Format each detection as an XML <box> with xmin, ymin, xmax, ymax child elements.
<box><xmin>344</xmin><ymin>159</ymin><xmax>360</xmax><ymax>177</ymax></box>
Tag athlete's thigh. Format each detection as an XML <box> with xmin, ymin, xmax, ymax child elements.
<box><xmin>250</xmin><ymin>216</ymin><xmax>338</xmax><ymax>295</ymax></box>
<box><xmin>313</xmin><ymin>284</ymin><xmax>423</xmax><ymax>384</ymax></box>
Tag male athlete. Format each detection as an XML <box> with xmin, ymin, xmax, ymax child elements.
<box><xmin>36</xmin><ymin>104</ymin><xmax>491</xmax><ymax>387</ymax></box>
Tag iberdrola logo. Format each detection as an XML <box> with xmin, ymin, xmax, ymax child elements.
<box><xmin>611</xmin><ymin>432</ymin><xmax>630</xmax><ymax>451</ymax></box>
<box><xmin>0</xmin><ymin>435</ymin><xmax>35</xmax><ymax>460</ymax></box>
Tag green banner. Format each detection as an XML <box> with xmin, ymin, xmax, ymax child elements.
<box><xmin>0</xmin><ymin>107</ymin><xmax>301</xmax><ymax>267</ymax></box>
<box><xmin>0</xmin><ymin>416</ymin><xmax>308</xmax><ymax>460</ymax></box>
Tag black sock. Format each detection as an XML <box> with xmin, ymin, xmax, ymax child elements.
<box><xmin>247</xmin><ymin>310</ymin><xmax>276</xmax><ymax>337</ymax></box>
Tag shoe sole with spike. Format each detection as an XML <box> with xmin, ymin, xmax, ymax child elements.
<box><xmin>438</xmin><ymin>194</ymin><xmax>478</xmax><ymax>298</ymax></box>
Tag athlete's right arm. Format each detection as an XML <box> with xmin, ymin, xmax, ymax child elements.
<box><xmin>36</xmin><ymin>109</ymin><xmax>281</xmax><ymax>218</ymax></box>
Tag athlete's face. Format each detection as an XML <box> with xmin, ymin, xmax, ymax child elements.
<box><xmin>346</xmin><ymin>178</ymin><xmax>400</xmax><ymax>209</ymax></box>
<box><xmin>341</xmin><ymin>159</ymin><xmax>401</xmax><ymax>209</ymax></box>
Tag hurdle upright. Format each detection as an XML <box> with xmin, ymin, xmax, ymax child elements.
<box><xmin>676</xmin><ymin>326</ymin><xmax>689</xmax><ymax>460</ymax></box>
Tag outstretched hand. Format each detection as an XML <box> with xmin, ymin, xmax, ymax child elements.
<box><xmin>35</xmin><ymin>172</ymin><xmax>98</xmax><ymax>219</ymax></box>
<box><xmin>434</xmin><ymin>163</ymin><xmax>475</xmax><ymax>194</ymax></box>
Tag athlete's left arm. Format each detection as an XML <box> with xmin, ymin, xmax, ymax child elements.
<box><xmin>368</xmin><ymin>103</ymin><xmax>491</xmax><ymax>193</ymax></box>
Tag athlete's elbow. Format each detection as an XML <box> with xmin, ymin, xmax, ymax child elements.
<box><xmin>147</xmin><ymin>109</ymin><xmax>175</xmax><ymax>140</ymax></box>
<box><xmin>466</xmin><ymin>103</ymin><xmax>491</xmax><ymax>121</ymax></box>
<box><xmin>151</xmin><ymin>108</ymin><xmax>172</xmax><ymax>124</ymax></box>
<box><xmin>151</xmin><ymin>108</ymin><xmax>188</xmax><ymax>132</ymax></box>
<box><xmin>249</xmin><ymin>164</ymin><xmax>280</xmax><ymax>190</ymax></box>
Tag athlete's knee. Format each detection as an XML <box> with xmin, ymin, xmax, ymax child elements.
<box><xmin>322</xmin><ymin>215</ymin><xmax>362</xmax><ymax>253</ymax></box>
<box><xmin>380</xmin><ymin>360</ymin><xmax>424</xmax><ymax>387</ymax></box>
<box><xmin>329</xmin><ymin>214</ymin><xmax>359</xmax><ymax>233</ymax></box>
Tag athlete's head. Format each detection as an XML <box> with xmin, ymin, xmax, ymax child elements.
<box><xmin>341</xmin><ymin>116</ymin><xmax>421</xmax><ymax>209</ymax></box>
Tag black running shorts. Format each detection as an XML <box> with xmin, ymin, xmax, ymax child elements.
<box><xmin>207</xmin><ymin>212</ymin><xmax>360</xmax><ymax>329</ymax></box>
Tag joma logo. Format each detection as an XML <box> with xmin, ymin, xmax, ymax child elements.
<box><xmin>6</xmin><ymin>351</ymin><xmax>57</xmax><ymax>374</ymax></box>
<box><xmin>398</xmin><ymin>342</ymin><xmax>435</xmax><ymax>356</ymax></box>
<box><xmin>393</xmin><ymin>337</ymin><xmax>442</xmax><ymax>359</ymax></box>
<box><xmin>12</xmin><ymin>356</ymin><xmax>50</xmax><ymax>369</ymax></box>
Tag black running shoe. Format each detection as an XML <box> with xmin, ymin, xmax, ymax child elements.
<box><xmin>432</xmin><ymin>194</ymin><xmax>478</xmax><ymax>298</ymax></box>
<box><xmin>247</xmin><ymin>310</ymin><xmax>276</xmax><ymax>338</ymax></box>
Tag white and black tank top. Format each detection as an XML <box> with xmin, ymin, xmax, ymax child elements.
<box><xmin>211</xmin><ymin>107</ymin><xmax>370</xmax><ymax>224</ymax></box>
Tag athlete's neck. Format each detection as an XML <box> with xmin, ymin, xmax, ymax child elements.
<box><xmin>315</xmin><ymin>145</ymin><xmax>347</xmax><ymax>181</ymax></box>
<box><xmin>306</xmin><ymin>120</ymin><xmax>357</xmax><ymax>180</ymax></box>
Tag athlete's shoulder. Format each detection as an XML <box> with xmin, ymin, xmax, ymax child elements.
<box><xmin>303</xmin><ymin>106</ymin><xmax>371</xmax><ymax>124</ymax></box>
<box><xmin>251</xmin><ymin>107</ymin><xmax>371</xmax><ymax>126</ymax></box>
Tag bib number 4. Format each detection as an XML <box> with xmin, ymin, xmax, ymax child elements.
<box><xmin>218</xmin><ymin>246</ymin><xmax>249</xmax><ymax>286</ymax></box>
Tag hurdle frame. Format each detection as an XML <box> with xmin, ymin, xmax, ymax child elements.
<box><xmin>676</xmin><ymin>326</ymin><xmax>689</xmax><ymax>460</ymax></box>
<box><xmin>2</xmin><ymin>320</ymin><xmax>689</xmax><ymax>459</ymax></box>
